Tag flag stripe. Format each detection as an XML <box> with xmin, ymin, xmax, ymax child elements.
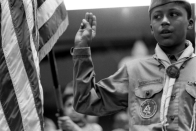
<box><xmin>1</xmin><ymin>1</ymin><xmax>24</xmax><ymax>130</ymax></box>
<box><xmin>0</xmin><ymin>45</ymin><xmax>23</xmax><ymax>131</ymax></box>
<box><xmin>31</xmin><ymin>0</ymin><xmax>39</xmax><ymax>52</ymax></box>
<box><xmin>0</xmin><ymin>4</ymin><xmax>10</xmax><ymax>131</ymax></box>
<box><xmin>37</xmin><ymin>0</ymin><xmax>63</xmax><ymax>29</ymax></box>
<box><xmin>31</xmin><ymin>0</ymin><xmax>44</xmax><ymax>113</ymax></box>
<box><xmin>21</xmin><ymin>0</ymin><xmax>44</xmax><ymax>130</ymax></box>
<box><xmin>39</xmin><ymin>11</ymin><xmax>69</xmax><ymax>60</ymax></box>
<box><xmin>39</xmin><ymin>1</ymin><xmax>67</xmax><ymax>49</ymax></box>
<box><xmin>0</xmin><ymin>103</ymin><xmax>10</xmax><ymax>131</ymax></box>
<box><xmin>6</xmin><ymin>0</ymin><xmax>43</xmax><ymax>130</ymax></box>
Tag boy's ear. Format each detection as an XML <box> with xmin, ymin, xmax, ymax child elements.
<box><xmin>150</xmin><ymin>24</ymin><xmax>154</xmax><ymax>35</ymax></box>
<box><xmin>187</xmin><ymin>18</ymin><xmax>194</xmax><ymax>30</ymax></box>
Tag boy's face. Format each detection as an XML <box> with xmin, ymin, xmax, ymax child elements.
<box><xmin>150</xmin><ymin>2</ymin><xmax>193</xmax><ymax>49</ymax></box>
<box><xmin>63</xmin><ymin>96</ymin><xmax>85</xmax><ymax>122</ymax></box>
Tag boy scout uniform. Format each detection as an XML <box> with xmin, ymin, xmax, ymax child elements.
<box><xmin>72</xmin><ymin>0</ymin><xmax>195</xmax><ymax>131</ymax></box>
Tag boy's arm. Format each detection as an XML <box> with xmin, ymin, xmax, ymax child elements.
<box><xmin>72</xmin><ymin>47</ymin><xmax>128</xmax><ymax>116</ymax></box>
<box><xmin>72</xmin><ymin>12</ymin><xmax>128</xmax><ymax>116</ymax></box>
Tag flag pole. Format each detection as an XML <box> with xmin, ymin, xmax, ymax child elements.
<box><xmin>48</xmin><ymin>49</ymin><xmax>65</xmax><ymax>130</ymax></box>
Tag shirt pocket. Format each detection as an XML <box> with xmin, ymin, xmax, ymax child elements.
<box><xmin>135</xmin><ymin>83</ymin><xmax>163</xmax><ymax>99</ymax></box>
<box><xmin>183</xmin><ymin>82</ymin><xmax>196</xmax><ymax>111</ymax></box>
<box><xmin>181</xmin><ymin>82</ymin><xmax>196</xmax><ymax>125</ymax></box>
<box><xmin>131</xmin><ymin>82</ymin><xmax>163</xmax><ymax>125</ymax></box>
<box><xmin>185</xmin><ymin>82</ymin><xmax>196</xmax><ymax>99</ymax></box>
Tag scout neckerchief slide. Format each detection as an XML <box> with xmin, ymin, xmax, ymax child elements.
<box><xmin>154</xmin><ymin>40</ymin><xmax>196</xmax><ymax>131</ymax></box>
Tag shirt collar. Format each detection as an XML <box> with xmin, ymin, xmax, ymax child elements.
<box><xmin>154</xmin><ymin>40</ymin><xmax>194</xmax><ymax>65</ymax></box>
<box><xmin>167</xmin><ymin>48</ymin><xmax>185</xmax><ymax>62</ymax></box>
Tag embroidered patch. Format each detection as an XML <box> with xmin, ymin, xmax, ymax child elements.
<box><xmin>140</xmin><ymin>99</ymin><xmax>157</xmax><ymax>119</ymax></box>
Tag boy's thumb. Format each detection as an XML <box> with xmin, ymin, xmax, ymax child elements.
<box><xmin>55</xmin><ymin>113</ymin><xmax>60</xmax><ymax>117</ymax></box>
<box><xmin>82</xmin><ymin>19</ymin><xmax>91</xmax><ymax>30</ymax></box>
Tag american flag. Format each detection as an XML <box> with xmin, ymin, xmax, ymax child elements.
<box><xmin>0</xmin><ymin>0</ymin><xmax>68</xmax><ymax>131</ymax></box>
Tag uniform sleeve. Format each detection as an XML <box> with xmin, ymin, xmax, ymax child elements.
<box><xmin>72</xmin><ymin>47</ymin><xmax>128</xmax><ymax>116</ymax></box>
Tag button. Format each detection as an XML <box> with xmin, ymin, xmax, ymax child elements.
<box><xmin>171</xmin><ymin>94</ymin><xmax>176</xmax><ymax>100</ymax></box>
<box><xmin>20</xmin><ymin>6</ymin><xmax>24</xmax><ymax>11</ymax></box>
<box><xmin>169</xmin><ymin>55</ymin><xmax>176</xmax><ymax>61</ymax></box>
<box><xmin>159</xmin><ymin>64</ymin><xmax>164</xmax><ymax>70</ymax></box>
<box><xmin>146</xmin><ymin>91</ymin><xmax>150</xmax><ymax>97</ymax></box>
<box><xmin>181</xmin><ymin>63</ymin><xmax>185</xmax><ymax>69</ymax></box>
<box><xmin>170</xmin><ymin>116</ymin><xmax>175</xmax><ymax>121</ymax></box>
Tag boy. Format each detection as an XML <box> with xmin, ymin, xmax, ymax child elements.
<box><xmin>71</xmin><ymin>0</ymin><xmax>195</xmax><ymax>130</ymax></box>
<box><xmin>58</xmin><ymin>82</ymin><xmax>102</xmax><ymax>131</ymax></box>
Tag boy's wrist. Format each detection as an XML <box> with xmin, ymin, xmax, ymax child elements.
<box><xmin>74</xmin><ymin>41</ymin><xmax>90</xmax><ymax>48</ymax></box>
<box><xmin>74</xmin><ymin>44</ymin><xmax>89</xmax><ymax>48</ymax></box>
<box><xmin>70</xmin><ymin>47</ymin><xmax>91</xmax><ymax>56</ymax></box>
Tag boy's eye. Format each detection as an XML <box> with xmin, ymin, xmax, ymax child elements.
<box><xmin>68</xmin><ymin>103</ymin><xmax>72</xmax><ymax>107</ymax></box>
<box><xmin>170</xmin><ymin>12</ymin><xmax>178</xmax><ymax>17</ymax></box>
<box><xmin>66</xmin><ymin>103</ymin><xmax>73</xmax><ymax>107</ymax></box>
<box><xmin>153</xmin><ymin>14</ymin><xmax>161</xmax><ymax>19</ymax></box>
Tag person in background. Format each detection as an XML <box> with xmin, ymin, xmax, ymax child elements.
<box><xmin>58</xmin><ymin>81</ymin><xmax>103</xmax><ymax>131</ymax></box>
<box><xmin>118</xmin><ymin>40</ymin><xmax>150</xmax><ymax>69</ymax></box>
<box><xmin>112</xmin><ymin>111</ymin><xmax>129</xmax><ymax>131</ymax></box>
<box><xmin>71</xmin><ymin>0</ymin><xmax>196</xmax><ymax>130</ymax></box>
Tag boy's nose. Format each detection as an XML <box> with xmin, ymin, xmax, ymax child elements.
<box><xmin>161</xmin><ymin>15</ymin><xmax>170</xmax><ymax>26</ymax></box>
<box><xmin>71</xmin><ymin>106</ymin><xmax>76</xmax><ymax>112</ymax></box>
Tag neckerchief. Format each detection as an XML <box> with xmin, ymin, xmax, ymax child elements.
<box><xmin>153</xmin><ymin>40</ymin><xmax>196</xmax><ymax>131</ymax></box>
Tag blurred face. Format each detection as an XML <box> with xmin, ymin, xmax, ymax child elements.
<box><xmin>63</xmin><ymin>96</ymin><xmax>85</xmax><ymax>122</ymax></box>
<box><xmin>150</xmin><ymin>3</ymin><xmax>193</xmax><ymax>53</ymax></box>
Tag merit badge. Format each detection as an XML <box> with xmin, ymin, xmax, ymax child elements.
<box><xmin>140</xmin><ymin>99</ymin><xmax>157</xmax><ymax>119</ymax></box>
<box><xmin>166</xmin><ymin>65</ymin><xmax>180</xmax><ymax>78</ymax></box>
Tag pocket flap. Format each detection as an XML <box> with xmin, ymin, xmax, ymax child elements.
<box><xmin>185</xmin><ymin>83</ymin><xmax>196</xmax><ymax>98</ymax></box>
<box><xmin>135</xmin><ymin>84</ymin><xmax>163</xmax><ymax>98</ymax></box>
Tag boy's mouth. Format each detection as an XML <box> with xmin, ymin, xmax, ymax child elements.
<box><xmin>160</xmin><ymin>29</ymin><xmax>172</xmax><ymax>34</ymax></box>
<box><xmin>160</xmin><ymin>29</ymin><xmax>172</xmax><ymax>38</ymax></box>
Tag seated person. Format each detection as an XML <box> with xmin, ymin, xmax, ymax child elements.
<box><xmin>58</xmin><ymin>81</ymin><xmax>102</xmax><ymax>131</ymax></box>
<box><xmin>112</xmin><ymin>111</ymin><xmax>128</xmax><ymax>131</ymax></box>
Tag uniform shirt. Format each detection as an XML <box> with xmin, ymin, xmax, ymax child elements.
<box><xmin>72</xmin><ymin>47</ymin><xmax>196</xmax><ymax>131</ymax></box>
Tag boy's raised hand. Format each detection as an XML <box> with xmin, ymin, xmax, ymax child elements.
<box><xmin>74</xmin><ymin>12</ymin><xmax>97</xmax><ymax>48</ymax></box>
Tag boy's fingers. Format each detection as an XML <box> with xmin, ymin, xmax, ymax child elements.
<box><xmin>85</xmin><ymin>12</ymin><xmax>89</xmax><ymax>21</ymax></box>
<box><xmin>55</xmin><ymin>113</ymin><xmax>59</xmax><ymax>117</ymax></box>
<box><xmin>92</xmin><ymin>15</ymin><xmax>97</xmax><ymax>31</ymax></box>
<box><xmin>82</xmin><ymin>12</ymin><xmax>96</xmax><ymax>29</ymax></box>
<box><xmin>58</xmin><ymin>120</ymin><xmax>62</xmax><ymax>124</ymax></box>
<box><xmin>88</xmin><ymin>12</ymin><xmax>93</xmax><ymax>26</ymax></box>
<box><xmin>80</xmin><ymin>22</ymin><xmax>85</xmax><ymax>29</ymax></box>
<box><xmin>82</xmin><ymin>19</ymin><xmax>91</xmax><ymax>30</ymax></box>
<box><xmin>58</xmin><ymin>117</ymin><xmax>70</xmax><ymax>124</ymax></box>
<box><xmin>58</xmin><ymin>116</ymin><xmax>70</xmax><ymax>121</ymax></box>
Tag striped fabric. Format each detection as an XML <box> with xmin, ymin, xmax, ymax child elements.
<box><xmin>0</xmin><ymin>0</ymin><xmax>68</xmax><ymax>131</ymax></box>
